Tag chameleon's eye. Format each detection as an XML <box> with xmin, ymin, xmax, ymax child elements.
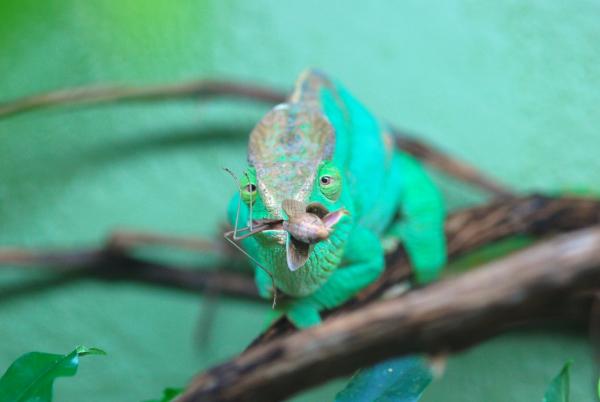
<box><xmin>240</xmin><ymin>168</ymin><xmax>258</xmax><ymax>204</ymax></box>
<box><xmin>318</xmin><ymin>161</ymin><xmax>341</xmax><ymax>201</ymax></box>
<box><xmin>320</xmin><ymin>176</ymin><xmax>332</xmax><ymax>185</ymax></box>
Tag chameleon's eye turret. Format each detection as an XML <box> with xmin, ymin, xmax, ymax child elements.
<box><xmin>240</xmin><ymin>168</ymin><xmax>258</xmax><ymax>204</ymax></box>
<box><xmin>318</xmin><ymin>161</ymin><xmax>342</xmax><ymax>201</ymax></box>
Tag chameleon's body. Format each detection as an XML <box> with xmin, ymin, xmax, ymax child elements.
<box><xmin>228</xmin><ymin>70</ymin><xmax>446</xmax><ymax>328</ymax></box>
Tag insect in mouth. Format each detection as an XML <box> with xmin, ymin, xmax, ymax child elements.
<box><xmin>280</xmin><ymin>199</ymin><xmax>349</xmax><ymax>272</ymax></box>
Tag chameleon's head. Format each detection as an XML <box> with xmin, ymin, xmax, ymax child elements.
<box><xmin>238</xmin><ymin>103</ymin><xmax>351</xmax><ymax>270</ymax></box>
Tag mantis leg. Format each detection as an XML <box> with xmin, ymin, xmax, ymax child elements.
<box><xmin>254</xmin><ymin>267</ymin><xmax>274</xmax><ymax>299</ymax></box>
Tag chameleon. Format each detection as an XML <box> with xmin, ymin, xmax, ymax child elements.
<box><xmin>227</xmin><ymin>69</ymin><xmax>446</xmax><ymax>328</ymax></box>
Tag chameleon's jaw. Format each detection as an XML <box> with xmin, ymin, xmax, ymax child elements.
<box><xmin>251</xmin><ymin>201</ymin><xmax>349</xmax><ymax>271</ymax></box>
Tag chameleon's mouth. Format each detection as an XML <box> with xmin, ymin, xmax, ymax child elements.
<box><xmin>244</xmin><ymin>202</ymin><xmax>348</xmax><ymax>271</ymax></box>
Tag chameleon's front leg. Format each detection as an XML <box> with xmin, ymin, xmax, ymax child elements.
<box><xmin>281</xmin><ymin>226</ymin><xmax>385</xmax><ymax>328</ymax></box>
<box><xmin>387</xmin><ymin>153</ymin><xmax>447</xmax><ymax>284</ymax></box>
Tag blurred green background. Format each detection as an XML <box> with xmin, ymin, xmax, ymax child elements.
<box><xmin>1</xmin><ymin>1</ymin><xmax>599</xmax><ymax>401</ymax></box>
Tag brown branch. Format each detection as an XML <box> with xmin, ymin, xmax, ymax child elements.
<box><xmin>106</xmin><ymin>230</ymin><xmax>219</xmax><ymax>253</ymax></box>
<box><xmin>0</xmin><ymin>230</ymin><xmax>218</xmax><ymax>267</ymax></box>
<box><xmin>0</xmin><ymin>230</ymin><xmax>259</xmax><ymax>300</ymax></box>
<box><xmin>89</xmin><ymin>255</ymin><xmax>259</xmax><ymax>300</ymax></box>
<box><xmin>393</xmin><ymin>128</ymin><xmax>514</xmax><ymax>197</ymax></box>
<box><xmin>177</xmin><ymin>225</ymin><xmax>600</xmax><ymax>402</ymax></box>
<box><xmin>0</xmin><ymin>80</ymin><xmax>286</xmax><ymax>118</ymax></box>
<box><xmin>251</xmin><ymin>194</ymin><xmax>600</xmax><ymax>346</ymax></box>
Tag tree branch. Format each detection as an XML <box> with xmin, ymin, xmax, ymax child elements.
<box><xmin>0</xmin><ymin>230</ymin><xmax>259</xmax><ymax>301</ymax></box>
<box><xmin>0</xmin><ymin>79</ymin><xmax>509</xmax><ymax>197</ymax></box>
<box><xmin>393</xmin><ymin>128</ymin><xmax>513</xmax><ymax>197</ymax></box>
<box><xmin>177</xmin><ymin>225</ymin><xmax>600</xmax><ymax>402</ymax></box>
<box><xmin>0</xmin><ymin>230</ymin><xmax>218</xmax><ymax>266</ymax></box>
<box><xmin>0</xmin><ymin>80</ymin><xmax>286</xmax><ymax>118</ymax></box>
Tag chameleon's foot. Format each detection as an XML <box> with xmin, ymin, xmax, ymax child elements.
<box><xmin>287</xmin><ymin>302</ymin><xmax>321</xmax><ymax>328</ymax></box>
<box><xmin>266</xmin><ymin>299</ymin><xmax>322</xmax><ymax>329</ymax></box>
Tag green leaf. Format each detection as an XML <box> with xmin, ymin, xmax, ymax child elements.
<box><xmin>0</xmin><ymin>346</ymin><xmax>105</xmax><ymax>402</ymax></box>
<box><xmin>143</xmin><ymin>387</ymin><xmax>183</xmax><ymax>402</ymax></box>
<box><xmin>542</xmin><ymin>362</ymin><xmax>572</xmax><ymax>402</ymax></box>
<box><xmin>335</xmin><ymin>356</ymin><xmax>433</xmax><ymax>402</ymax></box>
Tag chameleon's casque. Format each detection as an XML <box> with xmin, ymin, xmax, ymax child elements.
<box><xmin>249</xmin><ymin>104</ymin><xmax>335</xmax><ymax>219</ymax></box>
<box><xmin>228</xmin><ymin>69</ymin><xmax>447</xmax><ymax>328</ymax></box>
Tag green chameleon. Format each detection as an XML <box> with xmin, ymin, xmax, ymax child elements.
<box><xmin>228</xmin><ymin>70</ymin><xmax>446</xmax><ymax>328</ymax></box>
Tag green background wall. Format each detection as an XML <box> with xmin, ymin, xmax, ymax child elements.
<box><xmin>1</xmin><ymin>1</ymin><xmax>599</xmax><ymax>401</ymax></box>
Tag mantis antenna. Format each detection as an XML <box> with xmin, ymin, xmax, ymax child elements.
<box><xmin>222</xmin><ymin>167</ymin><xmax>278</xmax><ymax>308</ymax></box>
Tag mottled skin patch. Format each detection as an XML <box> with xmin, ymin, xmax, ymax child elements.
<box><xmin>228</xmin><ymin>70</ymin><xmax>446</xmax><ymax>328</ymax></box>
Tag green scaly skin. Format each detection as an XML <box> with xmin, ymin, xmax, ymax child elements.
<box><xmin>228</xmin><ymin>70</ymin><xmax>446</xmax><ymax>328</ymax></box>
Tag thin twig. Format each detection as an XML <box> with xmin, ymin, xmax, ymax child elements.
<box><xmin>107</xmin><ymin>230</ymin><xmax>218</xmax><ymax>253</ymax></box>
<box><xmin>177</xmin><ymin>226</ymin><xmax>600</xmax><ymax>402</ymax></box>
<box><xmin>0</xmin><ymin>80</ymin><xmax>286</xmax><ymax>118</ymax></box>
<box><xmin>0</xmin><ymin>230</ymin><xmax>219</xmax><ymax>267</ymax></box>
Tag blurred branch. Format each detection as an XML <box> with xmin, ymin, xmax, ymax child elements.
<box><xmin>0</xmin><ymin>80</ymin><xmax>286</xmax><ymax>118</ymax></box>
<box><xmin>0</xmin><ymin>230</ymin><xmax>217</xmax><ymax>267</ymax></box>
<box><xmin>0</xmin><ymin>79</ymin><xmax>510</xmax><ymax>197</ymax></box>
<box><xmin>0</xmin><ymin>230</ymin><xmax>259</xmax><ymax>301</ymax></box>
<box><xmin>106</xmin><ymin>230</ymin><xmax>217</xmax><ymax>253</ymax></box>
<box><xmin>90</xmin><ymin>256</ymin><xmax>259</xmax><ymax>300</ymax></box>
<box><xmin>177</xmin><ymin>225</ymin><xmax>600</xmax><ymax>402</ymax></box>
<box><xmin>393</xmin><ymin>128</ymin><xmax>513</xmax><ymax>197</ymax></box>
